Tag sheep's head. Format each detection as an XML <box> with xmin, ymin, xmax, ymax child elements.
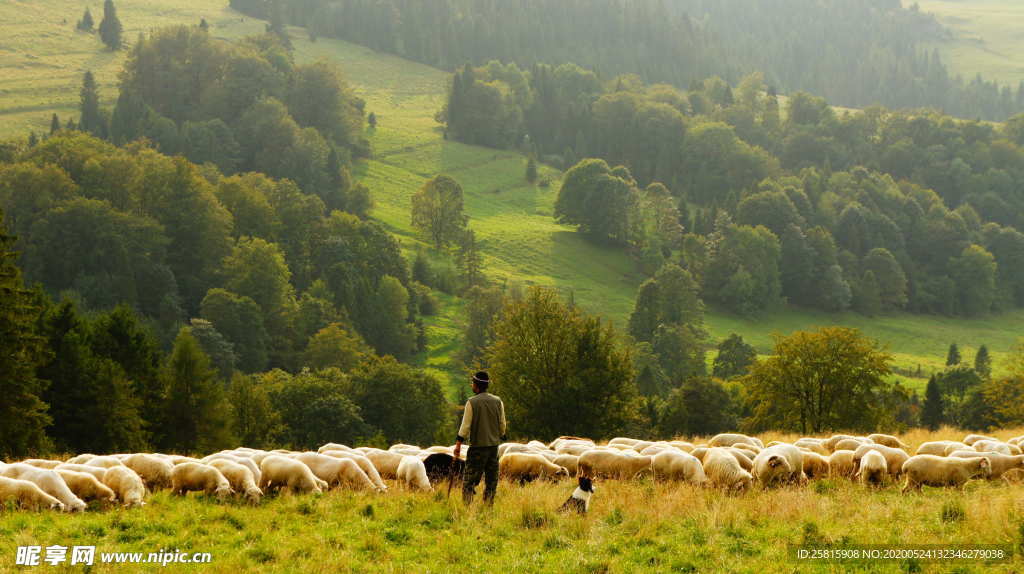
<box><xmin>215</xmin><ymin>484</ymin><xmax>233</xmax><ymax>500</ymax></box>
<box><xmin>51</xmin><ymin>501</ymin><xmax>66</xmax><ymax>512</ymax></box>
<box><xmin>977</xmin><ymin>458</ymin><xmax>992</xmax><ymax>477</ymax></box>
<box><xmin>553</xmin><ymin>466</ymin><xmax>570</xmax><ymax>480</ymax></box>
<box><xmin>245</xmin><ymin>486</ymin><xmax>262</xmax><ymax>504</ymax></box>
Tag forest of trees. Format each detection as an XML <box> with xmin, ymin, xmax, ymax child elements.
<box><xmin>232</xmin><ymin>0</ymin><xmax>1024</xmax><ymax>121</ymax></box>
<box><xmin>442</xmin><ymin>61</ymin><xmax>1024</xmax><ymax>318</ymax></box>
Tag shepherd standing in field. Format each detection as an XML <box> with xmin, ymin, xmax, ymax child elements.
<box><xmin>454</xmin><ymin>371</ymin><xmax>507</xmax><ymax>506</ymax></box>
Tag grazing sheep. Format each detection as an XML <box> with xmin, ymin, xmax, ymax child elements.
<box><xmin>65</xmin><ymin>454</ymin><xmax>97</xmax><ymax>465</ymax></box>
<box><xmin>972</xmin><ymin>440</ymin><xmax>1014</xmax><ymax>455</ymax></box>
<box><xmin>732</xmin><ymin>443</ymin><xmax>762</xmax><ymax>455</ymax></box>
<box><xmin>171</xmin><ymin>463</ymin><xmax>233</xmax><ymax>501</ymax></box>
<box><xmin>577</xmin><ymin>450</ymin><xmax>652</xmax><ymax>480</ymax></box>
<box><xmin>856</xmin><ymin>450</ymin><xmax>888</xmax><ymax>486</ymax></box>
<box><xmin>554</xmin><ymin>442</ymin><xmax>592</xmax><ymax>456</ymax></box>
<box><xmin>122</xmin><ymin>454</ymin><xmax>174</xmax><ymax>490</ymax></box>
<box><xmin>202</xmin><ymin>454</ymin><xmax>261</xmax><ymax>484</ymax></box>
<box><xmin>19</xmin><ymin>459</ymin><xmax>62</xmax><ymax>469</ymax></box>
<box><xmin>947</xmin><ymin>451</ymin><xmax>1024</xmax><ymax>479</ymax></box>
<box><xmin>0</xmin><ymin>464</ymin><xmax>86</xmax><ymax>512</ymax></box>
<box><xmin>552</xmin><ymin>454</ymin><xmax>579</xmax><ymax>476</ymax></box>
<box><xmin>709</xmin><ymin>433</ymin><xmax>761</xmax><ymax>449</ymax></box>
<box><xmin>652</xmin><ymin>450</ymin><xmax>707</xmax><ymax>484</ymax></box>
<box><xmin>103</xmin><ymin>466</ymin><xmax>146</xmax><ymax>508</ymax></box>
<box><xmin>668</xmin><ymin>441</ymin><xmax>695</xmax><ymax>453</ymax></box>
<box><xmin>963</xmin><ymin>434</ymin><xmax>996</xmax><ymax>446</ymax></box>
<box><xmin>639</xmin><ymin>444</ymin><xmax>672</xmax><ymax>456</ymax></box>
<box><xmin>396</xmin><ymin>456</ymin><xmax>432</xmax><ymax>492</ymax></box>
<box><xmin>823</xmin><ymin>435</ymin><xmax>856</xmax><ymax>452</ymax></box>
<box><xmin>754</xmin><ymin>444</ymin><xmax>804</xmax><ymax>486</ymax></box>
<box><xmin>548</xmin><ymin>436</ymin><xmax>594</xmax><ymax>450</ymax></box>
<box><xmin>292</xmin><ymin>452</ymin><xmax>378</xmax><ymax>491</ymax></box>
<box><xmin>55</xmin><ymin>463</ymin><xmax>107</xmax><ymax>481</ymax></box>
<box><xmin>207</xmin><ymin>459</ymin><xmax>262</xmax><ymax>503</ymax></box>
<box><xmin>828</xmin><ymin>450</ymin><xmax>857</xmax><ymax>478</ymax></box>
<box><xmin>607</xmin><ymin>437</ymin><xmax>641</xmax><ymax>447</ymax></box>
<box><xmin>690</xmin><ymin>447</ymin><xmax>709</xmax><ymax>462</ymax></box>
<box><xmin>361</xmin><ymin>449</ymin><xmax>405</xmax><ymax>479</ymax></box>
<box><xmin>499</xmin><ymin>453</ymin><xmax>570</xmax><ymax>483</ymax></box>
<box><xmin>84</xmin><ymin>456</ymin><xmax>126</xmax><ymax>469</ymax></box>
<box><xmin>943</xmin><ymin>442</ymin><xmax>971</xmax><ymax>456</ymax></box>
<box><xmin>833</xmin><ymin>438</ymin><xmax>869</xmax><ymax>452</ymax></box>
<box><xmin>259</xmin><ymin>455</ymin><xmax>325</xmax><ymax>495</ymax></box>
<box><xmin>318</xmin><ymin>443</ymin><xmax>356</xmax><ymax>454</ymax></box>
<box><xmin>319</xmin><ymin>450</ymin><xmax>388</xmax><ymax>491</ymax></box>
<box><xmin>0</xmin><ymin>477</ymin><xmax>64</xmax><ymax>511</ymax></box>
<box><xmin>801</xmin><ymin>451</ymin><xmax>831</xmax><ymax>480</ymax></box>
<box><xmin>901</xmin><ymin>455</ymin><xmax>991</xmax><ymax>492</ymax></box>
<box><xmin>851</xmin><ymin>444</ymin><xmax>909</xmax><ymax>476</ymax></box>
<box><xmin>915</xmin><ymin>441</ymin><xmax>963</xmax><ymax>456</ymax></box>
<box><xmin>702</xmin><ymin>448</ymin><xmax>753</xmax><ymax>491</ymax></box>
<box><xmin>55</xmin><ymin>470</ymin><xmax>116</xmax><ymax>504</ymax></box>
<box><xmin>1008</xmin><ymin>436</ymin><xmax>1024</xmax><ymax>447</ymax></box>
<box><xmin>168</xmin><ymin>455</ymin><xmax>203</xmax><ymax>466</ymax></box>
<box><xmin>866</xmin><ymin>434</ymin><xmax>907</xmax><ymax>449</ymax></box>
<box><xmin>795</xmin><ymin>441</ymin><xmax>829</xmax><ymax>457</ymax></box>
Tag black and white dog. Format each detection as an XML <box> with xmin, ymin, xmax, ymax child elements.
<box><xmin>558</xmin><ymin>475</ymin><xmax>595</xmax><ymax>514</ymax></box>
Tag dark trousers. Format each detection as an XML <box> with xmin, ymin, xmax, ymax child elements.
<box><xmin>462</xmin><ymin>446</ymin><xmax>499</xmax><ymax>505</ymax></box>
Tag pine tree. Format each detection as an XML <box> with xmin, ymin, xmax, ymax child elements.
<box><xmin>65</xmin><ymin>117</ymin><xmax>77</xmax><ymax>131</ymax></box>
<box><xmin>77</xmin><ymin>7</ymin><xmax>94</xmax><ymax>31</ymax></box>
<box><xmin>525</xmin><ymin>154</ymin><xmax>538</xmax><ymax>184</ymax></box>
<box><xmin>161</xmin><ymin>328</ymin><xmax>234</xmax><ymax>452</ymax></box>
<box><xmin>79</xmin><ymin>71</ymin><xmax>104</xmax><ymax>138</ymax></box>
<box><xmin>49</xmin><ymin>113</ymin><xmax>61</xmax><ymax>135</ymax></box>
<box><xmin>974</xmin><ymin>344</ymin><xmax>992</xmax><ymax>379</ymax></box>
<box><xmin>199</xmin><ymin>18</ymin><xmax>209</xmax><ymax>32</ymax></box>
<box><xmin>27</xmin><ymin>132</ymin><xmax>38</xmax><ymax>147</ymax></box>
<box><xmin>0</xmin><ymin>214</ymin><xmax>52</xmax><ymax>459</ymax></box>
<box><xmin>266</xmin><ymin>0</ymin><xmax>291</xmax><ymax>48</ymax></box>
<box><xmin>368</xmin><ymin>112</ymin><xmax>377</xmax><ymax>128</ymax></box>
<box><xmin>946</xmin><ymin>342</ymin><xmax>961</xmax><ymax>366</ymax></box>
<box><xmin>98</xmin><ymin>0</ymin><xmax>123</xmax><ymax>50</ymax></box>
<box><xmin>921</xmin><ymin>375</ymin><xmax>944</xmax><ymax>430</ymax></box>
<box><xmin>456</xmin><ymin>229</ymin><xmax>483</xmax><ymax>289</ymax></box>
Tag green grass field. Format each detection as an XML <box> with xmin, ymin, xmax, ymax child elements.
<box><xmin>908</xmin><ymin>0</ymin><xmax>1024</xmax><ymax>86</ymax></box>
<box><xmin>2</xmin><ymin>428</ymin><xmax>1023</xmax><ymax>573</ymax></box>
<box><xmin>2</xmin><ymin>1</ymin><xmax>1023</xmax><ymax>397</ymax></box>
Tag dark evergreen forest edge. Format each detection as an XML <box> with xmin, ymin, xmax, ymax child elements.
<box><xmin>2</xmin><ymin>2</ymin><xmax>1024</xmax><ymax>460</ymax></box>
<box><xmin>231</xmin><ymin>0</ymin><xmax>1024</xmax><ymax>121</ymax></box>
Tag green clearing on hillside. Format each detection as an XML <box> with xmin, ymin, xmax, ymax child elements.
<box><xmin>909</xmin><ymin>0</ymin><xmax>1024</xmax><ymax>87</ymax></box>
<box><xmin>1</xmin><ymin>3</ymin><xmax>1021</xmax><ymax>397</ymax></box>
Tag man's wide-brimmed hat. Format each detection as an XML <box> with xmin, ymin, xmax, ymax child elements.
<box><xmin>472</xmin><ymin>371</ymin><xmax>490</xmax><ymax>385</ymax></box>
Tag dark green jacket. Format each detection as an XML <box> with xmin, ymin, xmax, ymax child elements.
<box><xmin>456</xmin><ymin>392</ymin><xmax>507</xmax><ymax>446</ymax></box>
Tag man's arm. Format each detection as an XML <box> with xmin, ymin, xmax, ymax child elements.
<box><xmin>454</xmin><ymin>400</ymin><xmax>473</xmax><ymax>457</ymax></box>
<box><xmin>499</xmin><ymin>400</ymin><xmax>507</xmax><ymax>441</ymax></box>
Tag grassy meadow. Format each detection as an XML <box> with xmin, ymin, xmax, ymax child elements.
<box><xmin>2</xmin><ymin>1</ymin><xmax>1024</xmax><ymax>397</ymax></box>
<box><xmin>2</xmin><ymin>427</ymin><xmax>1023</xmax><ymax>573</ymax></box>
<box><xmin>907</xmin><ymin>0</ymin><xmax>1024</xmax><ymax>87</ymax></box>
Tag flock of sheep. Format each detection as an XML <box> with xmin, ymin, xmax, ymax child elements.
<box><xmin>2</xmin><ymin>431</ymin><xmax>1022</xmax><ymax>512</ymax></box>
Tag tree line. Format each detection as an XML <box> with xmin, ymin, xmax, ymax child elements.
<box><xmin>441</xmin><ymin>61</ymin><xmax>1024</xmax><ymax>318</ymax></box>
<box><xmin>232</xmin><ymin>0</ymin><xmax>1024</xmax><ymax>121</ymax></box>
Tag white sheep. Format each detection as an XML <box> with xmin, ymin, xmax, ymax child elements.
<box><xmin>396</xmin><ymin>456</ymin><xmax>432</xmax><ymax>492</ymax></box>
<box><xmin>855</xmin><ymin>450</ymin><xmax>888</xmax><ymax>486</ymax></box>
<box><xmin>963</xmin><ymin>434</ymin><xmax>997</xmax><ymax>446</ymax></box>
<box><xmin>19</xmin><ymin>459</ymin><xmax>62</xmax><ymax>469</ymax></box>
<box><xmin>64</xmin><ymin>454</ymin><xmax>97</xmax><ymax>465</ymax></box>
<box><xmin>360</xmin><ymin>448</ymin><xmax>406</xmax><ymax>479</ymax></box>
<box><xmin>499</xmin><ymin>453</ymin><xmax>570</xmax><ymax>482</ymax></box>
<box><xmin>55</xmin><ymin>463</ymin><xmax>107</xmax><ymax>481</ymax></box>
<box><xmin>851</xmin><ymin>444</ymin><xmax>909</xmax><ymax>476</ymax></box>
<box><xmin>103</xmin><ymin>466</ymin><xmax>146</xmax><ymax>508</ymax></box>
<box><xmin>0</xmin><ymin>476</ymin><xmax>64</xmax><ymax>511</ymax></box>
<box><xmin>202</xmin><ymin>453</ymin><xmax>262</xmax><ymax>484</ymax></box>
<box><xmin>552</xmin><ymin>454</ymin><xmax>579</xmax><ymax>476</ymax></box>
<box><xmin>702</xmin><ymin>447</ymin><xmax>753</xmax><ymax>491</ymax></box>
<box><xmin>291</xmin><ymin>452</ymin><xmax>378</xmax><ymax>491</ymax></box>
<box><xmin>577</xmin><ymin>450</ymin><xmax>652</xmax><ymax>479</ymax></box>
<box><xmin>801</xmin><ymin>451</ymin><xmax>831</xmax><ymax>480</ymax></box>
<box><xmin>319</xmin><ymin>450</ymin><xmax>387</xmax><ymax>491</ymax></box>
<box><xmin>901</xmin><ymin>455</ymin><xmax>991</xmax><ymax>492</ymax></box>
<box><xmin>947</xmin><ymin>451</ymin><xmax>1024</xmax><ymax>479</ymax></box>
<box><xmin>708</xmin><ymin>433</ymin><xmax>762</xmax><ymax>449</ymax></box>
<box><xmin>317</xmin><ymin>443</ymin><xmax>356</xmax><ymax>454</ymax></box>
<box><xmin>823</xmin><ymin>435</ymin><xmax>856</xmax><ymax>452</ymax></box>
<box><xmin>828</xmin><ymin>450</ymin><xmax>856</xmax><ymax>478</ymax></box>
<box><xmin>866</xmin><ymin>433</ymin><xmax>908</xmax><ymax>450</ymax></box>
<box><xmin>652</xmin><ymin>450</ymin><xmax>707</xmax><ymax>484</ymax></box>
<box><xmin>0</xmin><ymin>463</ymin><xmax>87</xmax><ymax>512</ymax></box>
<box><xmin>915</xmin><ymin>441</ymin><xmax>962</xmax><ymax>456</ymax></box>
<box><xmin>207</xmin><ymin>459</ymin><xmax>262</xmax><ymax>503</ymax></box>
<box><xmin>84</xmin><ymin>456</ymin><xmax>126</xmax><ymax>469</ymax></box>
<box><xmin>259</xmin><ymin>455</ymin><xmax>325</xmax><ymax>495</ymax></box>
<box><xmin>607</xmin><ymin>437</ymin><xmax>641</xmax><ymax>447</ymax></box>
<box><xmin>171</xmin><ymin>463</ymin><xmax>233</xmax><ymax>501</ymax></box>
<box><xmin>752</xmin><ymin>444</ymin><xmax>804</xmax><ymax>486</ymax></box>
<box><xmin>55</xmin><ymin>469</ymin><xmax>116</xmax><ymax>504</ymax></box>
<box><xmin>972</xmin><ymin>440</ymin><xmax>1014</xmax><ymax>455</ymax></box>
<box><xmin>122</xmin><ymin>454</ymin><xmax>174</xmax><ymax>490</ymax></box>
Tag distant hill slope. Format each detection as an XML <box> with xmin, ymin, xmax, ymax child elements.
<box><xmin>1</xmin><ymin>2</ymin><xmax>1020</xmax><ymax>395</ymax></box>
<box><xmin>911</xmin><ymin>0</ymin><xmax>1024</xmax><ymax>87</ymax></box>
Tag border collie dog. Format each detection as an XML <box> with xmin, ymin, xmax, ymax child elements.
<box><xmin>558</xmin><ymin>476</ymin><xmax>594</xmax><ymax>514</ymax></box>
